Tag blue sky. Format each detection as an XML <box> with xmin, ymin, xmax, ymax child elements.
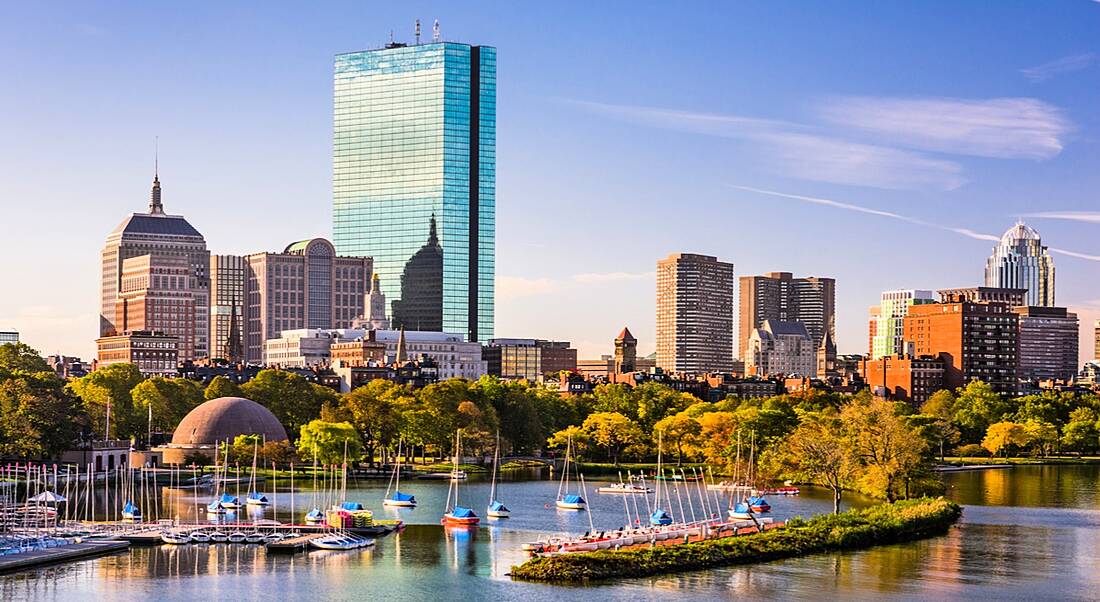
<box><xmin>1</xmin><ymin>2</ymin><xmax>1098</xmax><ymax>363</ymax></box>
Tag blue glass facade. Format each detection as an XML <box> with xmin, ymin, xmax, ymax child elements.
<box><xmin>333</xmin><ymin>42</ymin><xmax>495</xmax><ymax>342</ymax></box>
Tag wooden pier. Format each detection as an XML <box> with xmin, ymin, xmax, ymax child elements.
<box><xmin>265</xmin><ymin>533</ymin><xmax>326</xmax><ymax>553</ymax></box>
<box><xmin>0</xmin><ymin>540</ymin><xmax>130</xmax><ymax>574</ymax></box>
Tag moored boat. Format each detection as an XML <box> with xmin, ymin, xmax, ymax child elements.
<box><xmin>596</xmin><ymin>482</ymin><xmax>651</xmax><ymax>494</ymax></box>
<box><xmin>161</xmin><ymin>530</ymin><xmax>191</xmax><ymax>545</ymax></box>
<box><xmin>487</xmin><ymin>500</ymin><xmax>510</xmax><ymax>518</ymax></box>
<box><xmin>189</xmin><ymin>531</ymin><xmax>211</xmax><ymax>543</ymax></box>
<box><xmin>555</xmin><ymin>494</ymin><xmax>586</xmax><ymax>510</ymax></box>
<box><xmin>442</xmin><ymin>505</ymin><xmax>480</xmax><ymax>526</ymax></box>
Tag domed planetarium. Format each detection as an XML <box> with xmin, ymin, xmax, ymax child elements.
<box><xmin>156</xmin><ymin>397</ymin><xmax>288</xmax><ymax>464</ymax></box>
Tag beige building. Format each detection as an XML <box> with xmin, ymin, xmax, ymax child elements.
<box><xmin>114</xmin><ymin>254</ymin><xmax>197</xmax><ymax>360</ymax></box>
<box><xmin>244</xmin><ymin>238</ymin><xmax>372</xmax><ymax>362</ymax></box>
<box><xmin>656</xmin><ymin>253</ymin><xmax>735</xmax><ymax>374</ymax></box>
<box><xmin>738</xmin><ymin>272</ymin><xmax>835</xmax><ymax>361</ymax></box>
<box><xmin>95</xmin><ymin>330</ymin><xmax>179</xmax><ymax>376</ymax></box>
<box><xmin>746</xmin><ymin>320</ymin><xmax>815</xmax><ymax>377</ymax></box>
<box><xmin>101</xmin><ymin>174</ymin><xmax>209</xmax><ymax>358</ymax></box>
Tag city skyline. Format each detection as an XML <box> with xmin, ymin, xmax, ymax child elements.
<box><xmin>1</xmin><ymin>2</ymin><xmax>1098</xmax><ymax>365</ymax></box>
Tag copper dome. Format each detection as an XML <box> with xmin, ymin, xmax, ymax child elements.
<box><xmin>171</xmin><ymin>396</ymin><xmax>288</xmax><ymax>445</ymax></box>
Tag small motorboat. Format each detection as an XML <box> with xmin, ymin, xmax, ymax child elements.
<box><xmin>246</xmin><ymin>492</ymin><xmax>270</xmax><ymax>506</ymax></box>
<box><xmin>305</xmin><ymin>508</ymin><xmax>325</xmax><ymax>525</ymax></box>
<box><xmin>189</xmin><ymin>531</ymin><xmax>211</xmax><ymax>544</ymax></box>
<box><xmin>748</xmin><ymin>496</ymin><xmax>771</xmax><ymax>513</ymax></box>
<box><xmin>555</xmin><ymin>494</ymin><xmax>586</xmax><ymax>511</ymax></box>
<box><xmin>486</xmin><ymin>500</ymin><xmax>510</xmax><ymax>518</ymax></box>
<box><xmin>450</xmin><ymin>470</ymin><xmax>468</xmax><ymax>481</ymax></box>
<box><xmin>209</xmin><ymin>530</ymin><xmax>228</xmax><ymax>543</ymax></box>
<box><xmin>443</xmin><ymin>505</ymin><xmax>480</xmax><ymax>526</ymax></box>
<box><xmin>760</xmin><ymin>486</ymin><xmax>800</xmax><ymax>496</ymax></box>
<box><xmin>383</xmin><ymin>491</ymin><xmax>417</xmax><ymax>508</ymax></box>
<box><xmin>245</xmin><ymin>532</ymin><xmax>265</xmax><ymax>544</ymax></box>
<box><xmin>596</xmin><ymin>482</ymin><xmax>651</xmax><ymax>494</ymax></box>
<box><xmin>161</xmin><ymin>531</ymin><xmax>191</xmax><ymax>545</ymax></box>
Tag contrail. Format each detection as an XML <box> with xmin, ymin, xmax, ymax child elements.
<box><xmin>729</xmin><ymin>184</ymin><xmax>1099</xmax><ymax>261</ymax></box>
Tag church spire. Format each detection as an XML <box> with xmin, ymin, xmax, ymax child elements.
<box><xmin>427</xmin><ymin>214</ymin><xmax>439</xmax><ymax>246</ymax></box>
<box><xmin>395</xmin><ymin>326</ymin><xmax>408</xmax><ymax>363</ymax></box>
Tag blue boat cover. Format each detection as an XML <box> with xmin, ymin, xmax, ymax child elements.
<box><xmin>734</xmin><ymin>503</ymin><xmax>751</xmax><ymax>513</ymax></box>
<box><xmin>749</xmin><ymin>496</ymin><xmax>769</xmax><ymax>506</ymax></box>
<box><xmin>391</xmin><ymin>491</ymin><xmax>416</xmax><ymax>502</ymax></box>
<box><xmin>340</xmin><ymin>501</ymin><xmax>364</xmax><ymax>511</ymax></box>
<box><xmin>122</xmin><ymin>501</ymin><xmax>140</xmax><ymax>515</ymax></box>
<box><xmin>220</xmin><ymin>494</ymin><xmax>239</xmax><ymax>504</ymax></box>
<box><xmin>650</xmin><ymin>509</ymin><xmax>673</xmax><ymax>525</ymax></box>
<box><xmin>306</xmin><ymin>508</ymin><xmax>324</xmax><ymax>519</ymax></box>
<box><xmin>247</xmin><ymin>492</ymin><xmax>268</xmax><ymax>501</ymax></box>
<box><xmin>450</xmin><ymin>506</ymin><xmax>478</xmax><ymax>518</ymax></box>
<box><xmin>207</xmin><ymin>500</ymin><xmax>221</xmax><ymax>511</ymax></box>
<box><xmin>489</xmin><ymin>500</ymin><xmax>510</xmax><ymax>512</ymax></box>
<box><xmin>561</xmin><ymin>494</ymin><xmax>585</xmax><ymax>504</ymax></box>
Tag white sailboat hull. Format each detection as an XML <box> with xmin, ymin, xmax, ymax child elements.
<box><xmin>555</xmin><ymin>500</ymin><xmax>586</xmax><ymax>510</ymax></box>
<box><xmin>383</xmin><ymin>499</ymin><xmax>416</xmax><ymax>507</ymax></box>
<box><xmin>487</xmin><ymin>508</ymin><xmax>510</xmax><ymax>518</ymax></box>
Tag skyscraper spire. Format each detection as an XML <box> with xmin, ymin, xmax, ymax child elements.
<box><xmin>149</xmin><ymin>138</ymin><xmax>164</xmax><ymax>214</ymax></box>
<box><xmin>427</xmin><ymin>213</ymin><xmax>439</xmax><ymax>246</ymax></box>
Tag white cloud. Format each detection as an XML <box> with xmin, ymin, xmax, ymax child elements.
<box><xmin>565</xmin><ymin>99</ymin><xmax>965</xmax><ymax>191</ymax></box>
<box><xmin>1021</xmin><ymin>211</ymin><xmax>1100</xmax><ymax>224</ymax></box>
<box><xmin>819</xmin><ymin>96</ymin><xmax>1071</xmax><ymax>160</ymax></box>
<box><xmin>1021</xmin><ymin>53</ymin><xmax>1096</xmax><ymax>82</ymax></box>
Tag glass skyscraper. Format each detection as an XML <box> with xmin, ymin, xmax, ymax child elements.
<box><xmin>333</xmin><ymin>41</ymin><xmax>495</xmax><ymax>342</ymax></box>
<box><xmin>984</xmin><ymin>222</ymin><xmax>1055</xmax><ymax>307</ymax></box>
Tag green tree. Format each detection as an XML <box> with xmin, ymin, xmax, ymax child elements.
<box><xmin>0</xmin><ymin>371</ymin><xmax>82</xmax><ymax>458</ymax></box>
<box><xmin>981</xmin><ymin>422</ymin><xmax>1029</xmax><ymax>457</ymax></box>
<box><xmin>768</xmin><ymin>411</ymin><xmax>857</xmax><ymax>513</ymax></box>
<box><xmin>67</xmin><ymin>363</ymin><xmax>144</xmax><ymax>440</ymax></box>
<box><xmin>546</xmin><ymin>425</ymin><xmax>588</xmax><ymax>458</ymax></box>
<box><xmin>131</xmin><ymin>377</ymin><xmax>203</xmax><ymax>441</ymax></box>
<box><xmin>1023</xmin><ymin>420</ymin><xmax>1058</xmax><ymax>457</ymax></box>
<box><xmin>479</xmin><ymin>377</ymin><xmax>543</xmax><ymax>454</ymax></box>
<box><xmin>0</xmin><ymin>342</ymin><xmax>50</xmax><ymax>373</ymax></box>
<box><xmin>953</xmin><ymin>381</ymin><xmax>1011</xmax><ymax>442</ymax></box>
<box><xmin>691</xmin><ymin>411</ymin><xmax>737</xmax><ymax>468</ymax></box>
<box><xmin>204</xmin><ymin>376</ymin><xmax>244</xmax><ymax>400</ymax></box>
<box><xmin>920</xmin><ymin>390</ymin><xmax>960</xmax><ymax>461</ymax></box>
<box><xmin>590</xmin><ymin>384</ymin><xmax>637</xmax><ymax>419</ymax></box>
<box><xmin>338</xmin><ymin>379</ymin><xmax>408</xmax><ymax>466</ymax></box>
<box><xmin>653</xmin><ymin>413</ymin><xmax>701</xmax><ymax>466</ymax></box>
<box><xmin>634</xmin><ymin>382</ymin><xmax>693</xmax><ymax>431</ymax></box>
<box><xmin>241</xmin><ymin>370</ymin><xmax>336</xmax><ymax>438</ymax></box>
<box><xmin>297</xmin><ymin>420</ymin><xmax>363</xmax><ymax>465</ymax></box>
<box><xmin>1060</xmin><ymin>407</ymin><xmax>1099</xmax><ymax>454</ymax></box>
<box><xmin>841</xmin><ymin>395</ymin><xmax>928</xmax><ymax>501</ymax></box>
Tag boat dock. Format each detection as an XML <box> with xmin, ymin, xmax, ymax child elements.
<box><xmin>0</xmin><ymin>540</ymin><xmax>130</xmax><ymax>574</ymax></box>
<box><xmin>114</xmin><ymin>521</ymin><xmax>401</xmax><ymax>547</ymax></box>
<box><xmin>265</xmin><ymin>533</ymin><xmax>326</xmax><ymax>553</ymax></box>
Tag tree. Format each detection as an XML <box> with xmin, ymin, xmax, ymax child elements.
<box><xmin>981</xmin><ymin>422</ymin><xmax>1029</xmax><ymax>458</ymax></box>
<box><xmin>546</xmin><ymin>425</ymin><xmax>587</xmax><ymax>458</ymax></box>
<box><xmin>769</xmin><ymin>411</ymin><xmax>857</xmax><ymax>513</ymax></box>
<box><xmin>67</xmin><ymin>363</ymin><xmax>144</xmax><ymax>440</ymax></box>
<box><xmin>131</xmin><ymin>377</ymin><xmax>203</xmax><ymax>441</ymax></box>
<box><xmin>1061</xmin><ymin>408</ymin><xmax>1100</xmax><ymax>454</ymax></box>
<box><xmin>921</xmin><ymin>390</ymin><xmax>959</xmax><ymax>461</ymax></box>
<box><xmin>590</xmin><ymin>384</ymin><xmax>637</xmax><ymax>419</ymax></box>
<box><xmin>0</xmin><ymin>342</ymin><xmax>51</xmax><ymax>373</ymax></box>
<box><xmin>0</xmin><ymin>371</ymin><xmax>82</xmax><ymax>458</ymax></box>
<box><xmin>653</xmin><ymin>413</ymin><xmax>700</xmax><ymax>465</ymax></box>
<box><xmin>297</xmin><ymin>420</ymin><xmax>363</xmax><ymax>465</ymax></box>
<box><xmin>204</xmin><ymin>376</ymin><xmax>243</xmax><ymax>400</ymax></box>
<box><xmin>634</xmin><ymin>382</ymin><xmax>693</xmax><ymax>431</ymax></box>
<box><xmin>1023</xmin><ymin>420</ymin><xmax>1058</xmax><ymax>457</ymax></box>
<box><xmin>841</xmin><ymin>395</ymin><xmax>928</xmax><ymax>502</ymax></box>
<box><xmin>581</xmin><ymin>412</ymin><xmax>642</xmax><ymax>466</ymax></box>
<box><xmin>953</xmin><ymin>381</ymin><xmax>1011</xmax><ymax>441</ymax></box>
<box><xmin>338</xmin><ymin>379</ymin><xmax>407</xmax><ymax>466</ymax></box>
<box><xmin>241</xmin><ymin>370</ymin><xmax>336</xmax><ymax>438</ymax></box>
<box><xmin>691</xmin><ymin>411</ymin><xmax>737</xmax><ymax>468</ymax></box>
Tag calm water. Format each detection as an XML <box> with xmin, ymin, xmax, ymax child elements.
<box><xmin>4</xmin><ymin>466</ymin><xmax>1099</xmax><ymax>601</ymax></box>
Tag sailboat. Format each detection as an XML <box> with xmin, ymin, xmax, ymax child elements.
<box><xmin>121</xmin><ymin>500</ymin><xmax>142</xmax><ymax>522</ymax></box>
<box><xmin>486</xmin><ymin>432</ymin><xmax>510</xmax><ymax>518</ymax></box>
<box><xmin>246</xmin><ymin>439</ymin><xmax>269</xmax><ymax>506</ymax></box>
<box><xmin>383</xmin><ymin>439</ymin><xmax>416</xmax><ymax>508</ymax></box>
<box><xmin>442</xmin><ymin>431</ymin><xmax>479</xmax><ymax>526</ymax></box>
<box><xmin>649</xmin><ymin>431</ymin><xmax>672</xmax><ymax>526</ymax></box>
<box><xmin>555</xmin><ymin>435</ymin><xmax>586</xmax><ymax>510</ymax></box>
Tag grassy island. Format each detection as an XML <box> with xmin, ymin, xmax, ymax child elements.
<box><xmin>510</xmin><ymin>497</ymin><xmax>961</xmax><ymax>583</ymax></box>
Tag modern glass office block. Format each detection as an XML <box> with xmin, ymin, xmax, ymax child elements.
<box><xmin>334</xmin><ymin>42</ymin><xmax>495</xmax><ymax>342</ymax></box>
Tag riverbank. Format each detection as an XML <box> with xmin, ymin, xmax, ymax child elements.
<box><xmin>510</xmin><ymin>497</ymin><xmax>961</xmax><ymax>583</ymax></box>
<box><xmin>943</xmin><ymin>456</ymin><xmax>1100</xmax><ymax>466</ymax></box>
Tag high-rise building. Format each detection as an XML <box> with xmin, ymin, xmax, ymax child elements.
<box><xmin>904</xmin><ymin>300</ymin><xmax>1019</xmax><ymax>397</ymax></box>
<box><xmin>870</xmin><ymin>290</ymin><xmax>935</xmax><ymax>359</ymax></box>
<box><xmin>738</xmin><ymin>272</ymin><xmax>835</xmax><ymax>360</ymax></box>
<box><xmin>483</xmin><ymin>338</ymin><xmax>577</xmax><ymax>381</ymax></box>
<box><xmin>333</xmin><ymin>38</ymin><xmax>496</xmax><ymax>342</ymax></box>
<box><xmin>656</xmin><ymin>253</ymin><xmax>734</xmax><ymax>374</ymax></box>
<box><xmin>114</xmin><ymin>254</ymin><xmax>198</xmax><ymax>360</ymax></box>
<box><xmin>746</xmin><ymin>320</ymin><xmax>815</xmax><ymax>378</ymax></box>
<box><xmin>210</xmin><ymin>255</ymin><xmax>245</xmax><ymax>361</ymax></box>
<box><xmin>985</xmin><ymin>222</ymin><xmax>1055</xmax><ymax>307</ymax></box>
<box><xmin>0</xmin><ymin>330</ymin><xmax>18</xmax><ymax>344</ymax></box>
<box><xmin>1013</xmin><ymin>306</ymin><xmax>1079</xmax><ymax>381</ymax></box>
<box><xmin>614</xmin><ymin>327</ymin><xmax>637</xmax><ymax>374</ymax></box>
<box><xmin>243</xmin><ymin>238</ymin><xmax>372</xmax><ymax>362</ymax></box>
<box><xmin>101</xmin><ymin>174</ymin><xmax>209</xmax><ymax>358</ymax></box>
<box><xmin>1094</xmin><ymin>319</ymin><xmax>1100</xmax><ymax>362</ymax></box>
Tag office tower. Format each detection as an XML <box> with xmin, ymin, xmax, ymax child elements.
<box><xmin>1095</xmin><ymin>320</ymin><xmax>1100</xmax><ymax>362</ymax></box>
<box><xmin>738</xmin><ymin>272</ymin><xmax>835</xmax><ymax>360</ymax></box>
<box><xmin>904</xmin><ymin>299</ymin><xmax>1019</xmax><ymax>397</ymax></box>
<box><xmin>101</xmin><ymin>173</ymin><xmax>209</xmax><ymax>357</ymax></box>
<box><xmin>656</xmin><ymin>253</ymin><xmax>735</xmax><ymax>374</ymax></box>
<box><xmin>870</xmin><ymin>290</ymin><xmax>935</xmax><ymax>359</ymax></box>
<box><xmin>243</xmin><ymin>238</ymin><xmax>372</xmax><ymax>362</ymax></box>
<box><xmin>210</xmin><ymin>255</ymin><xmax>246</xmax><ymax>361</ymax></box>
<box><xmin>985</xmin><ymin>222</ymin><xmax>1055</xmax><ymax>307</ymax></box>
<box><xmin>114</xmin><ymin>254</ymin><xmax>197</xmax><ymax>360</ymax></box>
<box><xmin>333</xmin><ymin>38</ymin><xmax>495</xmax><ymax>342</ymax></box>
<box><xmin>614</xmin><ymin>327</ymin><xmax>637</xmax><ymax>374</ymax></box>
<box><xmin>746</xmin><ymin>320</ymin><xmax>815</xmax><ymax>377</ymax></box>
<box><xmin>1013</xmin><ymin>306</ymin><xmax>1079</xmax><ymax>381</ymax></box>
<box><xmin>0</xmin><ymin>330</ymin><xmax>18</xmax><ymax>344</ymax></box>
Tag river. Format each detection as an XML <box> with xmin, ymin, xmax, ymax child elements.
<box><xmin>2</xmin><ymin>465</ymin><xmax>1097</xmax><ymax>601</ymax></box>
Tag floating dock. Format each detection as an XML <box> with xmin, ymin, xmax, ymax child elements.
<box><xmin>0</xmin><ymin>540</ymin><xmax>130</xmax><ymax>574</ymax></box>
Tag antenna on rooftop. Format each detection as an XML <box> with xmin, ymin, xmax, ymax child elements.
<box><xmin>433</xmin><ymin>19</ymin><xmax>440</xmax><ymax>42</ymax></box>
<box><xmin>389</xmin><ymin>30</ymin><xmax>394</xmax><ymax>45</ymax></box>
<box><xmin>415</xmin><ymin>19</ymin><xmax>421</xmax><ymax>44</ymax></box>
